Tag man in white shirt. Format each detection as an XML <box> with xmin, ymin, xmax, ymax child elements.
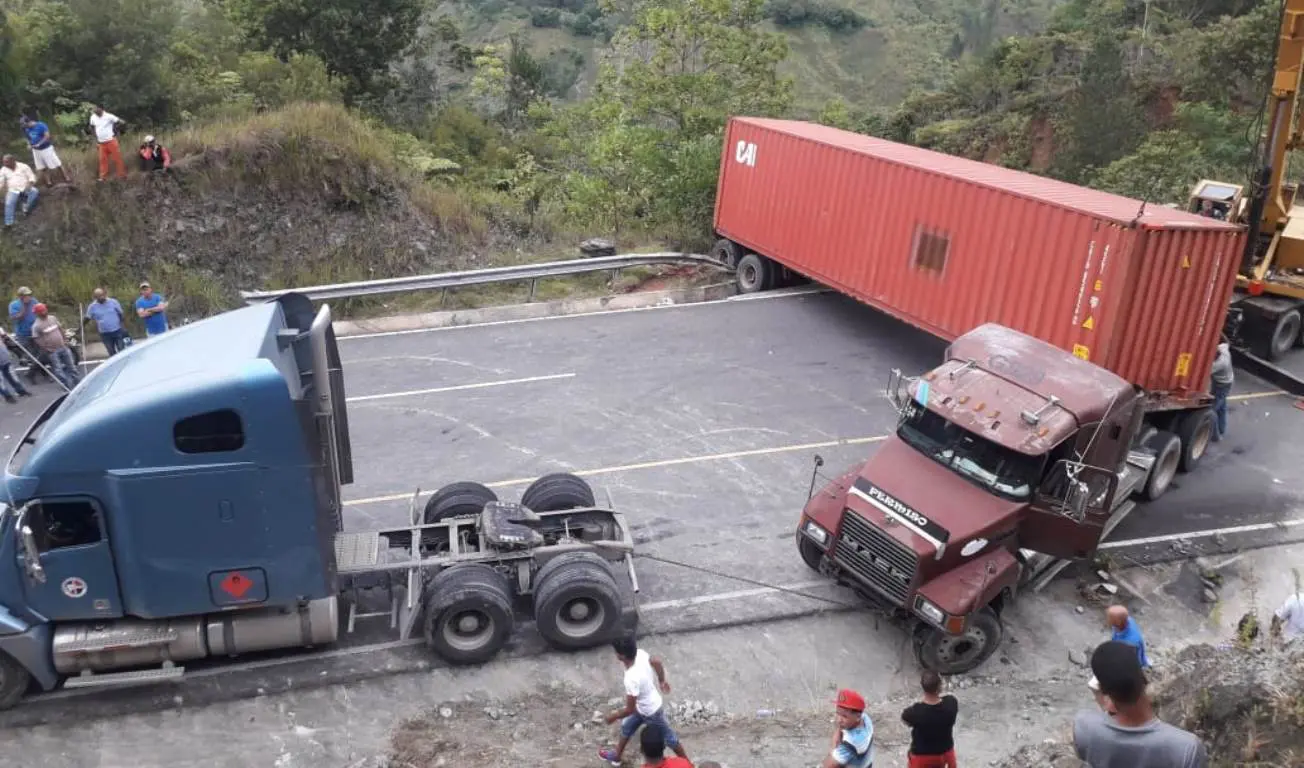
<box><xmin>0</xmin><ymin>155</ymin><xmax>40</xmax><ymax>229</ymax></box>
<box><xmin>88</xmin><ymin>105</ymin><xmax>127</xmax><ymax>181</ymax></box>
<box><xmin>599</xmin><ymin>637</ymin><xmax>691</xmax><ymax>766</ymax></box>
<box><xmin>1272</xmin><ymin>589</ymin><xmax>1304</xmax><ymax>644</ymax></box>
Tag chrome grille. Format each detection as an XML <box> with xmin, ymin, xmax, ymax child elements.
<box><xmin>833</xmin><ymin>510</ymin><xmax>918</xmax><ymax>605</ymax></box>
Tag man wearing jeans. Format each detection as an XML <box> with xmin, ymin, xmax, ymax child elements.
<box><xmin>85</xmin><ymin>288</ymin><xmax>128</xmax><ymax>355</ymax></box>
<box><xmin>0</xmin><ymin>155</ymin><xmax>39</xmax><ymax>228</ymax></box>
<box><xmin>1210</xmin><ymin>340</ymin><xmax>1234</xmax><ymax>441</ymax></box>
<box><xmin>600</xmin><ymin>637</ymin><xmax>691</xmax><ymax>766</ymax></box>
<box><xmin>31</xmin><ymin>303</ymin><xmax>79</xmax><ymax>389</ymax></box>
<box><xmin>0</xmin><ymin>331</ymin><xmax>32</xmax><ymax>403</ymax></box>
<box><xmin>135</xmin><ymin>281</ymin><xmax>169</xmax><ymax>336</ymax></box>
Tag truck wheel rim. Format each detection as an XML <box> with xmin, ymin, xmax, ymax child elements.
<box><xmin>556</xmin><ymin>597</ymin><xmax>605</xmax><ymax>639</ymax></box>
<box><xmin>1274</xmin><ymin>313</ymin><xmax>1301</xmax><ymax>356</ymax></box>
<box><xmin>1154</xmin><ymin>448</ymin><xmax>1179</xmax><ymax>492</ymax></box>
<box><xmin>936</xmin><ymin>626</ymin><xmax>987</xmax><ymax>666</ymax></box>
<box><xmin>443</xmin><ymin>610</ymin><xmax>494</xmax><ymax>651</ymax></box>
<box><xmin>1190</xmin><ymin>421</ymin><xmax>1211</xmax><ymax>461</ymax></box>
<box><xmin>741</xmin><ymin>264</ymin><xmax>759</xmax><ymax>289</ymax></box>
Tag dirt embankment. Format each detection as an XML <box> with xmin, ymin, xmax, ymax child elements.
<box><xmin>0</xmin><ymin>103</ymin><xmax>533</xmax><ymax>321</ymax></box>
<box><xmin>998</xmin><ymin>642</ymin><xmax>1304</xmax><ymax>768</ymax></box>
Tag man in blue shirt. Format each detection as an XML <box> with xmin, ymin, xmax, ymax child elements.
<box><xmin>85</xmin><ymin>287</ymin><xmax>129</xmax><ymax>355</ymax></box>
<box><xmin>20</xmin><ymin>114</ymin><xmax>70</xmax><ymax>186</ymax></box>
<box><xmin>8</xmin><ymin>286</ymin><xmax>49</xmax><ymax>384</ymax></box>
<box><xmin>1107</xmin><ymin>605</ymin><xmax>1151</xmax><ymax>669</ymax></box>
<box><xmin>135</xmin><ymin>281</ymin><xmax>169</xmax><ymax>337</ymax></box>
<box><xmin>823</xmin><ymin>688</ymin><xmax>874</xmax><ymax>768</ymax></box>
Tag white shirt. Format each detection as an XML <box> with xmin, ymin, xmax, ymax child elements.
<box><xmin>0</xmin><ymin>162</ymin><xmax>37</xmax><ymax>194</ymax></box>
<box><xmin>1277</xmin><ymin>593</ymin><xmax>1304</xmax><ymax>640</ymax></box>
<box><xmin>623</xmin><ymin>649</ymin><xmax>663</xmax><ymax>716</ymax></box>
<box><xmin>89</xmin><ymin>112</ymin><xmax>121</xmax><ymax>143</ymax></box>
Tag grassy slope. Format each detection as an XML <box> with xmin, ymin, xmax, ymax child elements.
<box><xmin>0</xmin><ymin>103</ymin><xmax>579</xmax><ymax>324</ymax></box>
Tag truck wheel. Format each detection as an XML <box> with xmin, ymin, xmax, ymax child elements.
<box><xmin>1140</xmin><ymin>430</ymin><xmax>1182</xmax><ymax>501</ymax></box>
<box><xmin>423</xmin><ymin>564</ymin><xmax>515</xmax><ymax>665</ymax></box>
<box><xmin>1175</xmin><ymin>409</ymin><xmax>1214</xmax><ymax>473</ymax></box>
<box><xmin>916</xmin><ymin>607</ymin><xmax>1003</xmax><ymax>675</ymax></box>
<box><xmin>521</xmin><ymin>473</ymin><xmax>595</xmax><ymax>512</ymax></box>
<box><xmin>533</xmin><ymin>552</ymin><xmax>623</xmax><ymax>650</ymax></box>
<box><xmin>1268</xmin><ymin>309</ymin><xmax>1302</xmax><ymax>360</ymax></box>
<box><xmin>735</xmin><ymin>253</ymin><xmax>771</xmax><ymax>294</ymax></box>
<box><xmin>424</xmin><ymin>481</ymin><xmax>497</xmax><ymax>524</ymax></box>
<box><xmin>0</xmin><ymin>652</ymin><xmax>31</xmax><ymax>710</ymax></box>
<box><xmin>711</xmin><ymin>238</ymin><xmax>741</xmax><ymax>269</ymax></box>
<box><xmin>797</xmin><ymin>531</ymin><xmax>825</xmax><ymax>573</ymax></box>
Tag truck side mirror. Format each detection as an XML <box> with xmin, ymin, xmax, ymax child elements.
<box><xmin>886</xmin><ymin>368</ymin><xmax>917</xmax><ymax>413</ymax></box>
<box><xmin>1065</xmin><ymin>479</ymin><xmax>1091</xmax><ymax>521</ymax></box>
<box><xmin>14</xmin><ymin>507</ymin><xmax>45</xmax><ymax>584</ymax></box>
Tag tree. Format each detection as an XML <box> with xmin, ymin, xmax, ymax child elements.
<box><xmin>222</xmin><ymin>0</ymin><xmax>421</xmax><ymax>103</ymax></box>
<box><xmin>1066</xmin><ymin>32</ymin><xmax>1144</xmax><ymax>180</ymax></box>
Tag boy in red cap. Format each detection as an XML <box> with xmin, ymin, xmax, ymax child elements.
<box><xmin>822</xmin><ymin>689</ymin><xmax>874</xmax><ymax>768</ymax></box>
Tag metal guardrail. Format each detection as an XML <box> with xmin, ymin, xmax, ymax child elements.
<box><xmin>240</xmin><ymin>252</ymin><xmax>725</xmax><ymax>305</ymax></box>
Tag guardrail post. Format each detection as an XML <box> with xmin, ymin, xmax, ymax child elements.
<box><xmin>611</xmin><ymin>268</ymin><xmax>620</xmax><ymax>286</ymax></box>
<box><xmin>529</xmin><ymin>279</ymin><xmax>537</xmax><ymax>302</ymax></box>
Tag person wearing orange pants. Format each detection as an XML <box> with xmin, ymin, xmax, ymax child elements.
<box><xmin>88</xmin><ymin>105</ymin><xmax>127</xmax><ymax>181</ymax></box>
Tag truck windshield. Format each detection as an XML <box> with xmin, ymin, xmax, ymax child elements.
<box><xmin>897</xmin><ymin>405</ymin><xmax>1044</xmax><ymax>501</ymax></box>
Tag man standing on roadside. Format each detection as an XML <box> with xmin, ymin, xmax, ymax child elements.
<box><xmin>1074</xmin><ymin>641</ymin><xmax>1207</xmax><ymax>767</ymax></box>
<box><xmin>0</xmin><ymin>330</ymin><xmax>32</xmax><ymax>402</ymax></box>
<box><xmin>85</xmin><ymin>288</ymin><xmax>128</xmax><ymax>356</ymax></box>
<box><xmin>901</xmin><ymin>671</ymin><xmax>958</xmax><ymax>768</ymax></box>
<box><xmin>821</xmin><ymin>689</ymin><xmax>874</xmax><ymax>768</ymax></box>
<box><xmin>638</xmin><ymin>725</ymin><xmax>692</xmax><ymax>768</ymax></box>
<box><xmin>21</xmin><ymin>114</ymin><xmax>70</xmax><ymax>187</ymax></box>
<box><xmin>599</xmin><ymin>637</ymin><xmax>690</xmax><ymax>767</ymax></box>
<box><xmin>1210</xmin><ymin>338</ymin><xmax>1234</xmax><ymax>441</ymax></box>
<box><xmin>0</xmin><ymin>154</ymin><xmax>40</xmax><ymax>229</ymax></box>
<box><xmin>31</xmin><ymin>303</ymin><xmax>79</xmax><ymax>389</ymax></box>
<box><xmin>9</xmin><ymin>286</ymin><xmax>44</xmax><ymax>382</ymax></box>
<box><xmin>135</xmin><ymin>281</ymin><xmax>169</xmax><ymax>337</ymax></box>
<box><xmin>88</xmin><ymin>105</ymin><xmax>127</xmax><ymax>181</ymax></box>
<box><xmin>1107</xmin><ymin>605</ymin><xmax>1151</xmax><ymax>670</ymax></box>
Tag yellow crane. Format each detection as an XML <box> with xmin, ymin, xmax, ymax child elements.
<box><xmin>1189</xmin><ymin>0</ymin><xmax>1304</xmax><ymax>361</ymax></box>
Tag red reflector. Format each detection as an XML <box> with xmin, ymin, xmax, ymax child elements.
<box><xmin>945</xmin><ymin>615</ymin><xmax>966</xmax><ymax>634</ymax></box>
<box><xmin>1248</xmin><ymin>280</ymin><xmax>1265</xmax><ymax>296</ymax></box>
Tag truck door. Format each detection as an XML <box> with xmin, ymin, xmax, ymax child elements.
<box><xmin>16</xmin><ymin>498</ymin><xmax>123</xmax><ymax>621</ymax></box>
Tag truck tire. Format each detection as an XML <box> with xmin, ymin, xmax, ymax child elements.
<box><xmin>424</xmin><ymin>482</ymin><xmax>497</xmax><ymax>524</ymax></box>
<box><xmin>1140</xmin><ymin>430</ymin><xmax>1182</xmax><ymax>501</ymax></box>
<box><xmin>735</xmin><ymin>253</ymin><xmax>771</xmax><ymax>294</ymax></box>
<box><xmin>521</xmin><ymin>473</ymin><xmax>595</xmax><ymax>512</ymax></box>
<box><xmin>915</xmin><ymin>607</ymin><xmax>1003</xmax><ymax>675</ymax></box>
<box><xmin>711</xmin><ymin>238</ymin><xmax>741</xmax><ymax>269</ymax></box>
<box><xmin>1175</xmin><ymin>409</ymin><xmax>1214</xmax><ymax>474</ymax></box>
<box><xmin>797</xmin><ymin>531</ymin><xmax>825</xmax><ymax>573</ymax></box>
<box><xmin>1268</xmin><ymin>309</ymin><xmax>1302</xmax><ymax>360</ymax></box>
<box><xmin>0</xmin><ymin>652</ymin><xmax>30</xmax><ymax>711</ymax></box>
<box><xmin>533</xmin><ymin>552</ymin><xmax>624</xmax><ymax>650</ymax></box>
<box><xmin>423</xmin><ymin>564</ymin><xmax>515</xmax><ymax>665</ymax></box>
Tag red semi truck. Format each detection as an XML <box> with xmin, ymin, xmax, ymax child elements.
<box><xmin>711</xmin><ymin>117</ymin><xmax>1245</xmax><ymax>673</ymax></box>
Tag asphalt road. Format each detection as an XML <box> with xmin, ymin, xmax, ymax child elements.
<box><xmin>0</xmin><ymin>287</ymin><xmax>1301</xmax><ymax>724</ymax></box>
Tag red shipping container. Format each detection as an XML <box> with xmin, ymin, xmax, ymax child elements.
<box><xmin>715</xmin><ymin>118</ymin><xmax>1245</xmax><ymax>407</ymax></box>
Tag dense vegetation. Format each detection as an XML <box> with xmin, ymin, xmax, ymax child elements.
<box><xmin>0</xmin><ymin>0</ymin><xmax>1285</xmax><ymax>316</ymax></box>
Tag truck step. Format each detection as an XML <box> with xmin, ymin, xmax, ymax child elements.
<box><xmin>62</xmin><ymin>664</ymin><xmax>185</xmax><ymax>689</ymax></box>
<box><xmin>335</xmin><ymin>531</ymin><xmax>382</xmax><ymax>573</ymax></box>
<box><xmin>58</xmin><ymin>626</ymin><xmax>180</xmax><ymax>653</ymax></box>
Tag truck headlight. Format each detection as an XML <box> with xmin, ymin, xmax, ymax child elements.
<box><xmin>803</xmin><ymin>520</ymin><xmax>830</xmax><ymax>546</ymax></box>
<box><xmin>916</xmin><ymin>599</ymin><xmax>946</xmax><ymax>625</ymax></box>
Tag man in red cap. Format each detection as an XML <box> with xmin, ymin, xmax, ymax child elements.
<box><xmin>822</xmin><ymin>688</ymin><xmax>875</xmax><ymax>768</ymax></box>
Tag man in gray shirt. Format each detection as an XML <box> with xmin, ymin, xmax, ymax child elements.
<box><xmin>1210</xmin><ymin>340</ymin><xmax>1233</xmax><ymax>441</ymax></box>
<box><xmin>1074</xmin><ymin>641</ymin><xmax>1207</xmax><ymax>768</ymax></box>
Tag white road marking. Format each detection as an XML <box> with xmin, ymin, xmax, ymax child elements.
<box><xmin>343</xmin><ymin>434</ymin><xmax>890</xmax><ymax>506</ymax></box>
<box><xmin>346</xmin><ymin>373</ymin><xmax>576</xmax><ymax>403</ymax></box>
<box><xmin>336</xmin><ymin>286</ymin><xmax>830</xmax><ymax>341</ymax></box>
<box><xmin>1101</xmin><ymin>516</ymin><xmax>1304</xmax><ymax>550</ymax></box>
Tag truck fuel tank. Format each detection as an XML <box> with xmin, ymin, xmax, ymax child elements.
<box><xmin>52</xmin><ymin>597</ymin><xmax>339</xmax><ymax>675</ymax></box>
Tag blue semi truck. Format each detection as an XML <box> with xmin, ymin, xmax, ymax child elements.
<box><xmin>0</xmin><ymin>293</ymin><xmax>638</xmax><ymax>709</ymax></box>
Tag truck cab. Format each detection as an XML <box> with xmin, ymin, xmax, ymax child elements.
<box><xmin>796</xmin><ymin>324</ymin><xmax>1155</xmax><ymax>674</ymax></box>
<box><xmin>0</xmin><ymin>294</ymin><xmax>352</xmax><ymax>705</ymax></box>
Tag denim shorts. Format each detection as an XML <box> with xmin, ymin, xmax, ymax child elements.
<box><xmin>620</xmin><ymin>707</ymin><xmax>678</xmax><ymax>747</ymax></box>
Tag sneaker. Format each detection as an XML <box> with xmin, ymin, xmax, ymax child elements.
<box><xmin>597</xmin><ymin>748</ymin><xmax>621</xmax><ymax>766</ymax></box>
<box><xmin>2</xmin><ymin>395</ymin><xmax>14</xmax><ymax>404</ymax></box>
<box><xmin>17</xmin><ymin>390</ymin><xmax>31</xmax><ymax>397</ymax></box>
